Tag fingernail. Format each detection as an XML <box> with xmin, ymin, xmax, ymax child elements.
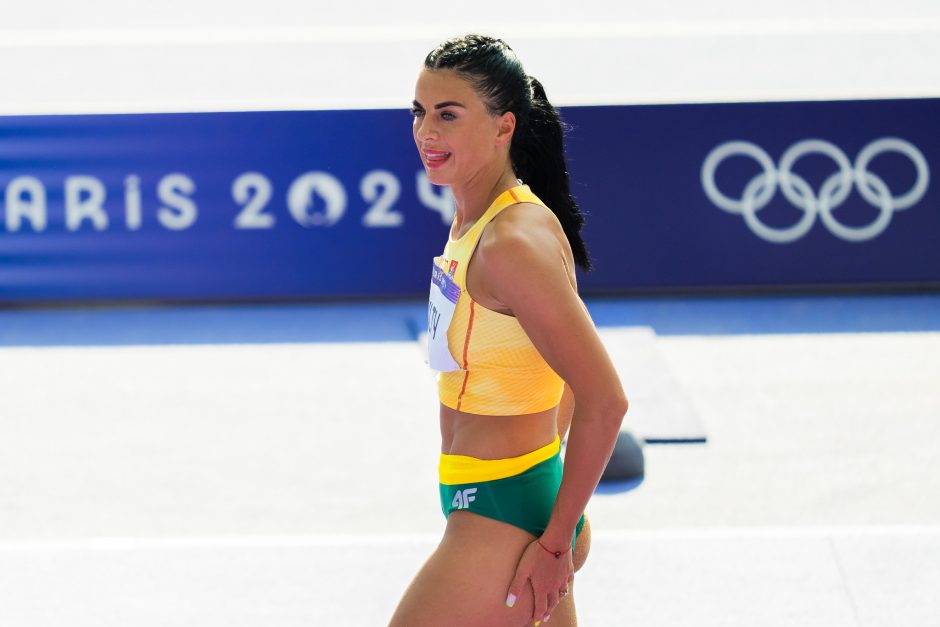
<box><xmin>506</xmin><ymin>593</ymin><xmax>516</xmax><ymax>608</ymax></box>
<box><xmin>545</xmin><ymin>615</ymin><xmax>551</xmax><ymax>622</ymax></box>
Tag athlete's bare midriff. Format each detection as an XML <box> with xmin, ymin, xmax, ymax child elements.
<box><xmin>440</xmin><ymin>404</ymin><xmax>560</xmax><ymax>459</ymax></box>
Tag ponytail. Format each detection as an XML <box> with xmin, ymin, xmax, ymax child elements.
<box><xmin>424</xmin><ymin>34</ymin><xmax>593</xmax><ymax>271</ymax></box>
<box><xmin>510</xmin><ymin>77</ymin><xmax>591</xmax><ymax>271</ymax></box>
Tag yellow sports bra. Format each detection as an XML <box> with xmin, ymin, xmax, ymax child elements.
<box><xmin>428</xmin><ymin>184</ymin><xmax>565</xmax><ymax>416</ymax></box>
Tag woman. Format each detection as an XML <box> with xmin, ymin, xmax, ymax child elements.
<box><xmin>390</xmin><ymin>35</ymin><xmax>627</xmax><ymax>627</ymax></box>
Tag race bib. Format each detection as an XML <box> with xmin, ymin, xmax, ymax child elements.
<box><xmin>428</xmin><ymin>259</ymin><xmax>463</xmax><ymax>372</ymax></box>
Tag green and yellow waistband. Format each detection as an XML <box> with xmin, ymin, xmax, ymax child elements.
<box><xmin>438</xmin><ymin>435</ymin><xmax>561</xmax><ymax>486</ymax></box>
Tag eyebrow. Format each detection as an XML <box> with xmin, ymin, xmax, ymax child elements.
<box><xmin>411</xmin><ymin>100</ymin><xmax>466</xmax><ymax>110</ymax></box>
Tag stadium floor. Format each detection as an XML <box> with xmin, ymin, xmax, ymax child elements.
<box><xmin>1</xmin><ymin>293</ymin><xmax>938</xmax><ymax>625</ymax></box>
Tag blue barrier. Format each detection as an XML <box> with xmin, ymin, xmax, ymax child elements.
<box><xmin>0</xmin><ymin>99</ymin><xmax>936</xmax><ymax>303</ymax></box>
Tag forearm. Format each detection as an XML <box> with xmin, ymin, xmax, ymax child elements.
<box><xmin>541</xmin><ymin>395</ymin><xmax>627</xmax><ymax>549</ymax></box>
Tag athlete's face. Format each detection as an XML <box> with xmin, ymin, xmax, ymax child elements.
<box><xmin>412</xmin><ymin>68</ymin><xmax>513</xmax><ymax>187</ymax></box>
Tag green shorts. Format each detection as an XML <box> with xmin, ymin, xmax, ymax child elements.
<box><xmin>439</xmin><ymin>435</ymin><xmax>586</xmax><ymax>550</ymax></box>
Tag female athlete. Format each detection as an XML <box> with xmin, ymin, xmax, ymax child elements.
<box><xmin>389</xmin><ymin>34</ymin><xmax>628</xmax><ymax>627</ymax></box>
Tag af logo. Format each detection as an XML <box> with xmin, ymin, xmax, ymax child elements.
<box><xmin>452</xmin><ymin>487</ymin><xmax>477</xmax><ymax>510</ymax></box>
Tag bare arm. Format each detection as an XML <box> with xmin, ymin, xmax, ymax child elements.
<box><xmin>477</xmin><ymin>205</ymin><xmax>628</xmax><ymax>550</ymax></box>
<box><xmin>556</xmin><ymin>383</ymin><xmax>575</xmax><ymax>442</ymax></box>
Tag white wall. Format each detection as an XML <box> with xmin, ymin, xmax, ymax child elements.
<box><xmin>1</xmin><ymin>0</ymin><xmax>939</xmax><ymax>114</ymax></box>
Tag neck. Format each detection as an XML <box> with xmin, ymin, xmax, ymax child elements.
<box><xmin>450</xmin><ymin>163</ymin><xmax>520</xmax><ymax>234</ymax></box>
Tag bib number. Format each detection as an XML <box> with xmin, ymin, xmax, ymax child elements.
<box><xmin>428</xmin><ymin>259</ymin><xmax>462</xmax><ymax>372</ymax></box>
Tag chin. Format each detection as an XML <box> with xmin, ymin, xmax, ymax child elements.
<box><xmin>425</xmin><ymin>169</ymin><xmax>451</xmax><ymax>187</ymax></box>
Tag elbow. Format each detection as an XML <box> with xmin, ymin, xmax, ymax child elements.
<box><xmin>604</xmin><ymin>391</ymin><xmax>628</xmax><ymax>429</ymax></box>
<box><xmin>570</xmin><ymin>385</ymin><xmax>628</xmax><ymax>428</ymax></box>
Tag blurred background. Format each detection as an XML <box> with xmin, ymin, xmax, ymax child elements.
<box><xmin>1</xmin><ymin>2</ymin><xmax>939</xmax><ymax>625</ymax></box>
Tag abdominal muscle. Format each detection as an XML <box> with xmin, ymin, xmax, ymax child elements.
<box><xmin>440</xmin><ymin>403</ymin><xmax>560</xmax><ymax>459</ymax></box>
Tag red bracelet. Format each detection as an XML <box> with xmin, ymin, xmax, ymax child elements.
<box><xmin>537</xmin><ymin>539</ymin><xmax>570</xmax><ymax>559</ymax></box>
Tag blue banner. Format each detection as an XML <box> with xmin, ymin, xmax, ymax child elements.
<box><xmin>564</xmin><ymin>99</ymin><xmax>938</xmax><ymax>292</ymax></box>
<box><xmin>0</xmin><ymin>99</ymin><xmax>937</xmax><ymax>303</ymax></box>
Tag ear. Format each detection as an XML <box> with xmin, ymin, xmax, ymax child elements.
<box><xmin>495</xmin><ymin>111</ymin><xmax>516</xmax><ymax>146</ymax></box>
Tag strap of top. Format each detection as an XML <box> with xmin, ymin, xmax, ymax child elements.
<box><xmin>447</xmin><ymin>184</ymin><xmax>547</xmax><ymax>285</ymax></box>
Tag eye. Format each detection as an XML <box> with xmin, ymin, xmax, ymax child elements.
<box><xmin>441</xmin><ymin>111</ymin><xmax>457</xmax><ymax>121</ymax></box>
<box><xmin>410</xmin><ymin>107</ymin><xmax>425</xmax><ymax>118</ymax></box>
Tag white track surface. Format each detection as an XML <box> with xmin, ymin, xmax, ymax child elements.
<box><xmin>1</xmin><ymin>330</ymin><xmax>939</xmax><ymax>625</ymax></box>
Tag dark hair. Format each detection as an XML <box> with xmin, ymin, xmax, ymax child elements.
<box><xmin>424</xmin><ymin>34</ymin><xmax>592</xmax><ymax>271</ymax></box>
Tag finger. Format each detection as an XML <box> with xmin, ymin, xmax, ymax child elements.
<box><xmin>546</xmin><ymin>590</ymin><xmax>559</xmax><ymax>617</ymax></box>
<box><xmin>505</xmin><ymin>564</ymin><xmax>529</xmax><ymax>609</ymax></box>
<box><xmin>531</xmin><ymin>582</ymin><xmax>548</xmax><ymax>621</ymax></box>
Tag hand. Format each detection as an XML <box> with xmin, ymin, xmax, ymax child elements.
<box><xmin>506</xmin><ymin>538</ymin><xmax>575</xmax><ymax>624</ymax></box>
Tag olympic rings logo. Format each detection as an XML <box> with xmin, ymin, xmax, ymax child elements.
<box><xmin>701</xmin><ymin>138</ymin><xmax>930</xmax><ymax>243</ymax></box>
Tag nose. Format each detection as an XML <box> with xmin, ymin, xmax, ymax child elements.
<box><xmin>415</xmin><ymin>114</ymin><xmax>438</xmax><ymax>143</ymax></box>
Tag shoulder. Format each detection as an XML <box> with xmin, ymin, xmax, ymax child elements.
<box><xmin>475</xmin><ymin>201</ymin><xmax>574</xmax><ymax>287</ymax></box>
<box><xmin>491</xmin><ymin>201</ymin><xmax>565</xmax><ymax>239</ymax></box>
<box><xmin>479</xmin><ymin>202</ymin><xmax>567</xmax><ymax>260</ymax></box>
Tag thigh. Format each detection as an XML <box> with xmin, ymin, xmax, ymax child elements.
<box><xmin>389</xmin><ymin>511</ymin><xmax>561</xmax><ymax>627</ymax></box>
<box><xmin>573</xmin><ymin>514</ymin><xmax>591</xmax><ymax>573</ymax></box>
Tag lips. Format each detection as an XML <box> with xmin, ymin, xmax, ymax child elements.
<box><xmin>423</xmin><ymin>149</ymin><xmax>451</xmax><ymax>169</ymax></box>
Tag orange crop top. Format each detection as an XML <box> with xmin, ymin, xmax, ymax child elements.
<box><xmin>430</xmin><ymin>184</ymin><xmax>565</xmax><ymax>416</ymax></box>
